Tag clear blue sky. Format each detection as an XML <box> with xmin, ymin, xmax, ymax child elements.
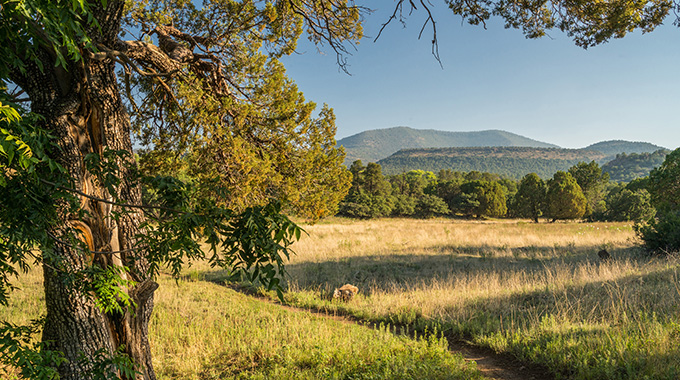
<box><xmin>280</xmin><ymin>3</ymin><xmax>679</xmax><ymax>150</ymax></box>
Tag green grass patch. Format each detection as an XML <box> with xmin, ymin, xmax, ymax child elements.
<box><xmin>151</xmin><ymin>275</ymin><xmax>482</xmax><ymax>379</ymax></box>
<box><xmin>1</xmin><ymin>266</ymin><xmax>483</xmax><ymax>379</ymax></box>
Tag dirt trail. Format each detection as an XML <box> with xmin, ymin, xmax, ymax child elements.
<box><xmin>446</xmin><ymin>341</ymin><xmax>552</xmax><ymax>380</ymax></box>
<box><xmin>256</xmin><ymin>296</ymin><xmax>556</xmax><ymax>380</ymax></box>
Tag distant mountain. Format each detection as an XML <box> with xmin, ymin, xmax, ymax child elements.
<box><xmin>337</xmin><ymin>127</ymin><xmax>560</xmax><ymax>165</ymax></box>
<box><xmin>585</xmin><ymin>140</ymin><xmax>666</xmax><ymax>158</ymax></box>
<box><xmin>602</xmin><ymin>149</ymin><xmax>670</xmax><ymax>182</ymax></box>
<box><xmin>378</xmin><ymin>147</ymin><xmax>606</xmax><ymax>178</ymax></box>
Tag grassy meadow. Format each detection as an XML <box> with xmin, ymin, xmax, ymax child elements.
<box><xmin>3</xmin><ymin>217</ymin><xmax>680</xmax><ymax>379</ymax></box>
<box><xmin>0</xmin><ymin>252</ymin><xmax>481</xmax><ymax>379</ymax></box>
<box><xmin>275</xmin><ymin>218</ymin><xmax>680</xmax><ymax>380</ymax></box>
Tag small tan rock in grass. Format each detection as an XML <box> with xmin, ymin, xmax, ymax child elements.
<box><xmin>333</xmin><ymin>284</ymin><xmax>359</xmax><ymax>302</ymax></box>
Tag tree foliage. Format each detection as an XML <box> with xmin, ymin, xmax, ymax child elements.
<box><xmin>513</xmin><ymin>173</ymin><xmax>547</xmax><ymax>222</ymax></box>
<box><xmin>415</xmin><ymin>194</ymin><xmax>451</xmax><ymax>218</ymax></box>
<box><xmin>339</xmin><ymin>161</ymin><xmax>394</xmax><ymax>218</ymax></box>
<box><xmin>123</xmin><ymin>2</ymin><xmax>355</xmax><ymax>219</ymax></box>
<box><xmin>601</xmin><ymin>187</ymin><xmax>655</xmax><ymax>222</ymax></box>
<box><xmin>637</xmin><ymin>148</ymin><xmax>680</xmax><ymax>253</ymax></box>
<box><xmin>2</xmin><ymin>0</ymin><xmax>679</xmax><ymax>377</ymax></box>
<box><xmin>456</xmin><ymin>180</ymin><xmax>507</xmax><ymax>218</ymax></box>
<box><xmin>602</xmin><ymin>149</ymin><xmax>669</xmax><ymax>182</ymax></box>
<box><xmin>546</xmin><ymin>171</ymin><xmax>587</xmax><ymax>221</ymax></box>
<box><xmin>443</xmin><ymin>0</ymin><xmax>672</xmax><ymax>48</ymax></box>
<box><xmin>1</xmin><ymin>0</ymin><xmax>362</xmax><ymax>378</ymax></box>
<box><xmin>568</xmin><ymin>161</ymin><xmax>609</xmax><ymax>217</ymax></box>
<box><xmin>378</xmin><ymin>146</ymin><xmax>604</xmax><ymax>178</ymax></box>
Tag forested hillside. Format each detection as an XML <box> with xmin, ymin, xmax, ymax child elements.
<box><xmin>337</xmin><ymin>127</ymin><xmax>560</xmax><ymax>165</ymax></box>
<box><xmin>602</xmin><ymin>149</ymin><xmax>669</xmax><ymax>182</ymax></box>
<box><xmin>378</xmin><ymin>147</ymin><xmax>605</xmax><ymax>178</ymax></box>
<box><xmin>585</xmin><ymin>140</ymin><xmax>666</xmax><ymax>158</ymax></box>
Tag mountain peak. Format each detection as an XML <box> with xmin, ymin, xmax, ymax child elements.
<box><xmin>337</xmin><ymin>127</ymin><xmax>560</xmax><ymax>165</ymax></box>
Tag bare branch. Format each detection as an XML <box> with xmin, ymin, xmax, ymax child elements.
<box><xmin>287</xmin><ymin>0</ymin><xmax>368</xmax><ymax>74</ymax></box>
<box><xmin>375</xmin><ymin>0</ymin><xmax>442</xmax><ymax>66</ymax></box>
<box><xmin>419</xmin><ymin>0</ymin><xmax>442</xmax><ymax>66</ymax></box>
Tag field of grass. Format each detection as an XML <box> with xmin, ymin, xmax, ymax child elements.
<box><xmin>0</xmin><ymin>255</ymin><xmax>481</xmax><ymax>379</ymax></box>
<box><xmin>3</xmin><ymin>218</ymin><xmax>679</xmax><ymax>379</ymax></box>
<box><xmin>149</xmin><ymin>269</ymin><xmax>480</xmax><ymax>379</ymax></box>
<box><xmin>275</xmin><ymin>218</ymin><xmax>680</xmax><ymax>380</ymax></box>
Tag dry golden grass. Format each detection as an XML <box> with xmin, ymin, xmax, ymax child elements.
<box><xmin>4</xmin><ymin>218</ymin><xmax>679</xmax><ymax>379</ymax></box>
<box><xmin>282</xmin><ymin>218</ymin><xmax>680</xmax><ymax>380</ymax></box>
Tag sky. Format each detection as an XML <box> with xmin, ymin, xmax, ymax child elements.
<box><xmin>280</xmin><ymin>3</ymin><xmax>680</xmax><ymax>150</ymax></box>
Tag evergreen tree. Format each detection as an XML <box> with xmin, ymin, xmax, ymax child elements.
<box><xmin>2</xmin><ymin>0</ymin><xmax>676</xmax><ymax>376</ymax></box>
<box><xmin>546</xmin><ymin>171</ymin><xmax>587</xmax><ymax>221</ymax></box>
<box><xmin>1</xmin><ymin>2</ymin><xmax>360</xmax><ymax>377</ymax></box>
<box><xmin>478</xmin><ymin>181</ymin><xmax>508</xmax><ymax>218</ymax></box>
<box><xmin>637</xmin><ymin>148</ymin><xmax>680</xmax><ymax>253</ymax></box>
<box><xmin>514</xmin><ymin>173</ymin><xmax>547</xmax><ymax>222</ymax></box>
<box><xmin>604</xmin><ymin>188</ymin><xmax>655</xmax><ymax>222</ymax></box>
<box><xmin>339</xmin><ymin>162</ymin><xmax>394</xmax><ymax>218</ymax></box>
<box><xmin>389</xmin><ymin>170</ymin><xmax>437</xmax><ymax>197</ymax></box>
<box><xmin>457</xmin><ymin>180</ymin><xmax>507</xmax><ymax>218</ymax></box>
<box><xmin>415</xmin><ymin>194</ymin><xmax>451</xmax><ymax>218</ymax></box>
<box><xmin>392</xmin><ymin>194</ymin><xmax>417</xmax><ymax>216</ymax></box>
<box><xmin>568</xmin><ymin>161</ymin><xmax>609</xmax><ymax>217</ymax></box>
<box><xmin>348</xmin><ymin>160</ymin><xmax>366</xmax><ymax>194</ymax></box>
<box><xmin>364</xmin><ymin>163</ymin><xmax>392</xmax><ymax>196</ymax></box>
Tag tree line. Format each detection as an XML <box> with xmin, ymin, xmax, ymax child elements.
<box><xmin>377</xmin><ymin>146</ymin><xmax>603</xmax><ymax>178</ymax></box>
<box><xmin>339</xmin><ymin>160</ymin><xmax>655</xmax><ymax>223</ymax></box>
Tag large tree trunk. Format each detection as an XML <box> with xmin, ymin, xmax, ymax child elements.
<box><xmin>10</xmin><ymin>2</ymin><xmax>157</xmax><ymax>379</ymax></box>
<box><xmin>37</xmin><ymin>69</ymin><xmax>157</xmax><ymax>379</ymax></box>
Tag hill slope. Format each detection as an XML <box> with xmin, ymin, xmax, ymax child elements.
<box><xmin>602</xmin><ymin>149</ymin><xmax>669</xmax><ymax>182</ymax></box>
<box><xmin>338</xmin><ymin>127</ymin><xmax>560</xmax><ymax>165</ymax></box>
<box><xmin>585</xmin><ymin>140</ymin><xmax>666</xmax><ymax>157</ymax></box>
<box><xmin>377</xmin><ymin>146</ymin><xmax>605</xmax><ymax>178</ymax></box>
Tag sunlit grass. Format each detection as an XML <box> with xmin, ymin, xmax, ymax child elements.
<box><xmin>0</xmin><ymin>251</ymin><xmax>482</xmax><ymax>379</ymax></box>
<box><xmin>151</xmin><ymin>273</ymin><xmax>481</xmax><ymax>379</ymax></box>
<box><xmin>277</xmin><ymin>218</ymin><xmax>680</xmax><ymax>380</ymax></box>
<box><xmin>5</xmin><ymin>218</ymin><xmax>679</xmax><ymax>379</ymax></box>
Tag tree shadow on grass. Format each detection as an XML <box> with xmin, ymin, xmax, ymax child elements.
<box><xmin>284</xmin><ymin>258</ymin><xmax>679</xmax><ymax>380</ymax></box>
<box><xmin>279</xmin><ymin>244</ymin><xmax>649</xmax><ymax>295</ymax></box>
<box><xmin>190</xmin><ymin>245</ymin><xmax>679</xmax><ymax>380</ymax></box>
<box><xmin>446</xmin><ymin>263</ymin><xmax>680</xmax><ymax>380</ymax></box>
<box><xmin>188</xmin><ymin>244</ymin><xmax>652</xmax><ymax>300</ymax></box>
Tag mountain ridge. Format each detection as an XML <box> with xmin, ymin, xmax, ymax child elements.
<box><xmin>337</xmin><ymin>127</ymin><xmax>561</xmax><ymax>165</ymax></box>
<box><xmin>338</xmin><ymin>127</ymin><xmax>667</xmax><ymax>167</ymax></box>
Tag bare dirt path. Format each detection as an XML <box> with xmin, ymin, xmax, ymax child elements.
<box><xmin>446</xmin><ymin>341</ymin><xmax>552</xmax><ymax>380</ymax></box>
<box><xmin>245</xmin><ymin>292</ymin><xmax>556</xmax><ymax>380</ymax></box>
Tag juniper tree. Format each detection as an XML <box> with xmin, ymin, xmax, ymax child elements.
<box><xmin>547</xmin><ymin>171</ymin><xmax>587</xmax><ymax>221</ymax></box>
<box><xmin>514</xmin><ymin>173</ymin><xmax>547</xmax><ymax>223</ymax></box>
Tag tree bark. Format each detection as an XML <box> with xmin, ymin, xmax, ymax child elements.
<box><xmin>10</xmin><ymin>2</ymin><xmax>157</xmax><ymax>379</ymax></box>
